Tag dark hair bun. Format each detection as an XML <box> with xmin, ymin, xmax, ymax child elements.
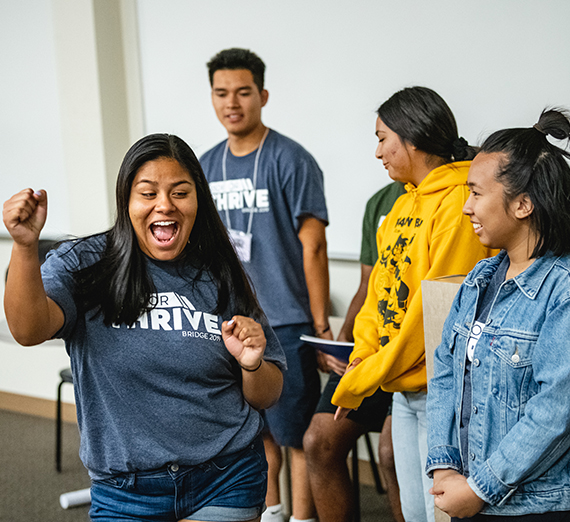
<box><xmin>452</xmin><ymin>137</ymin><xmax>470</xmax><ymax>161</ymax></box>
<box><xmin>536</xmin><ymin>109</ymin><xmax>570</xmax><ymax>141</ymax></box>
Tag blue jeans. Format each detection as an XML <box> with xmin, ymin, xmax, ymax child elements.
<box><xmin>392</xmin><ymin>391</ymin><xmax>434</xmax><ymax>522</ymax></box>
<box><xmin>90</xmin><ymin>436</ymin><xmax>267</xmax><ymax>521</ymax></box>
<box><xmin>452</xmin><ymin>513</ymin><xmax>570</xmax><ymax>521</ymax></box>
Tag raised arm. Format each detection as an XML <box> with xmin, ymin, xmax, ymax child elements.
<box><xmin>221</xmin><ymin>316</ymin><xmax>283</xmax><ymax>410</ymax></box>
<box><xmin>3</xmin><ymin>189</ymin><xmax>64</xmax><ymax>345</ymax></box>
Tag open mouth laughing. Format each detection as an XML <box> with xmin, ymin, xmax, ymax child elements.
<box><xmin>150</xmin><ymin>221</ymin><xmax>178</xmax><ymax>243</ymax></box>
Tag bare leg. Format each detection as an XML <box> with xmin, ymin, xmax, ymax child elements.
<box><xmin>289</xmin><ymin>447</ymin><xmax>316</xmax><ymax>520</ymax></box>
<box><xmin>304</xmin><ymin>412</ymin><xmax>366</xmax><ymax>522</ymax></box>
<box><xmin>378</xmin><ymin>415</ymin><xmax>404</xmax><ymax>522</ymax></box>
<box><xmin>264</xmin><ymin>432</ymin><xmax>283</xmax><ymax>508</ymax></box>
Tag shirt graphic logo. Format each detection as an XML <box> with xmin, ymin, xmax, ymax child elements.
<box><xmin>209</xmin><ymin>178</ymin><xmax>270</xmax><ymax>213</ymax></box>
<box><xmin>375</xmin><ymin>215</ymin><xmax>424</xmax><ymax>345</ymax></box>
<box><xmin>113</xmin><ymin>292</ymin><xmax>222</xmax><ymax>340</ymax></box>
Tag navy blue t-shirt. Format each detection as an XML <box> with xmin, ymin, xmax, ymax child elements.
<box><xmin>200</xmin><ymin>129</ymin><xmax>329</xmax><ymax>327</ymax></box>
<box><xmin>41</xmin><ymin>235</ymin><xmax>286</xmax><ymax>478</ymax></box>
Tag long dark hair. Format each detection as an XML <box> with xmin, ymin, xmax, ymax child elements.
<box><xmin>479</xmin><ymin>108</ymin><xmax>570</xmax><ymax>258</ymax></box>
<box><xmin>73</xmin><ymin>133</ymin><xmax>262</xmax><ymax>325</ymax></box>
<box><xmin>377</xmin><ymin>86</ymin><xmax>477</xmax><ymax>164</ymax></box>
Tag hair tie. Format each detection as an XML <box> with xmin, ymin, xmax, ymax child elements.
<box><xmin>533</xmin><ymin>123</ymin><xmax>547</xmax><ymax>135</ymax></box>
<box><xmin>452</xmin><ymin>137</ymin><xmax>469</xmax><ymax>161</ymax></box>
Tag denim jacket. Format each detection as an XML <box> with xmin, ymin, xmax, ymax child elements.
<box><xmin>426</xmin><ymin>251</ymin><xmax>570</xmax><ymax>515</ymax></box>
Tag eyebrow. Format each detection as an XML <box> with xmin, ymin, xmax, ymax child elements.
<box><xmin>134</xmin><ymin>179</ymin><xmax>193</xmax><ymax>187</ymax></box>
<box><xmin>213</xmin><ymin>86</ymin><xmax>253</xmax><ymax>93</ymax></box>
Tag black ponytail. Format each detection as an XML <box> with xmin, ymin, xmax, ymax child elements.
<box><xmin>377</xmin><ymin>86</ymin><xmax>477</xmax><ymax>164</ymax></box>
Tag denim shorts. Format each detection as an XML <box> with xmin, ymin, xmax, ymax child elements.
<box><xmin>89</xmin><ymin>435</ymin><xmax>267</xmax><ymax>521</ymax></box>
<box><xmin>262</xmin><ymin>323</ymin><xmax>321</xmax><ymax>448</ymax></box>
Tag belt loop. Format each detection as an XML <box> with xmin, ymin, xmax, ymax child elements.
<box><xmin>125</xmin><ymin>471</ymin><xmax>136</xmax><ymax>488</ymax></box>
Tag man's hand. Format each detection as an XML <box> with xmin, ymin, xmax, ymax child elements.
<box><xmin>333</xmin><ymin>357</ymin><xmax>363</xmax><ymax>420</ymax></box>
<box><xmin>318</xmin><ymin>352</ymin><xmax>348</xmax><ymax>376</ymax></box>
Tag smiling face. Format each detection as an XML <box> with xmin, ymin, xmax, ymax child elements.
<box><xmin>211</xmin><ymin>69</ymin><xmax>268</xmax><ymax>139</ymax></box>
<box><xmin>375</xmin><ymin>117</ymin><xmax>417</xmax><ymax>184</ymax></box>
<box><xmin>128</xmin><ymin>157</ymin><xmax>198</xmax><ymax>261</ymax></box>
<box><xmin>463</xmin><ymin>152</ymin><xmax>532</xmax><ymax>253</ymax></box>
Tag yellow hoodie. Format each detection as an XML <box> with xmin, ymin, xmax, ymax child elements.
<box><xmin>332</xmin><ymin>161</ymin><xmax>495</xmax><ymax>409</ymax></box>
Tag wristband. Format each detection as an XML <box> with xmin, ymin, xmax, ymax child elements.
<box><xmin>316</xmin><ymin>325</ymin><xmax>330</xmax><ymax>335</ymax></box>
<box><xmin>241</xmin><ymin>359</ymin><xmax>263</xmax><ymax>372</ymax></box>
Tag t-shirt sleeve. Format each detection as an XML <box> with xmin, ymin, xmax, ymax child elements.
<box><xmin>40</xmin><ymin>243</ymin><xmax>79</xmax><ymax>340</ymax></box>
<box><xmin>360</xmin><ymin>183</ymin><xmax>406</xmax><ymax>267</ymax></box>
<box><xmin>360</xmin><ymin>197</ymin><xmax>378</xmax><ymax>267</ymax></box>
<box><xmin>261</xmin><ymin>322</ymin><xmax>287</xmax><ymax>372</ymax></box>
<box><xmin>279</xmin><ymin>146</ymin><xmax>328</xmax><ymax>231</ymax></box>
<box><xmin>199</xmin><ymin>146</ymin><xmax>220</xmax><ymax>182</ymax></box>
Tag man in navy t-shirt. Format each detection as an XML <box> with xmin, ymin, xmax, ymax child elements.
<box><xmin>200</xmin><ymin>48</ymin><xmax>331</xmax><ymax>522</ymax></box>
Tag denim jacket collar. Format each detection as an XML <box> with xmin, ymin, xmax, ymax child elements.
<box><xmin>463</xmin><ymin>250</ymin><xmax>560</xmax><ymax>300</ymax></box>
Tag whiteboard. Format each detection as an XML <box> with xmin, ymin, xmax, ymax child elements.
<box><xmin>137</xmin><ymin>0</ymin><xmax>570</xmax><ymax>259</ymax></box>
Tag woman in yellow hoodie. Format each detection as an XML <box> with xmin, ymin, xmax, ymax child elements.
<box><xmin>332</xmin><ymin>87</ymin><xmax>495</xmax><ymax>522</ymax></box>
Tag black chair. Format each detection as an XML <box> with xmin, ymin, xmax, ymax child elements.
<box><xmin>56</xmin><ymin>367</ymin><xmax>74</xmax><ymax>472</ymax></box>
<box><xmin>352</xmin><ymin>432</ymin><xmax>384</xmax><ymax>522</ymax></box>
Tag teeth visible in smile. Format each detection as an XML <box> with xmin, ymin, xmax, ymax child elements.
<box><xmin>151</xmin><ymin>221</ymin><xmax>177</xmax><ymax>243</ymax></box>
<box><xmin>473</xmin><ymin>223</ymin><xmax>482</xmax><ymax>231</ymax></box>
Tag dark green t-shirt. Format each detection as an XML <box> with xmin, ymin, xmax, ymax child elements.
<box><xmin>360</xmin><ymin>182</ymin><xmax>406</xmax><ymax>266</ymax></box>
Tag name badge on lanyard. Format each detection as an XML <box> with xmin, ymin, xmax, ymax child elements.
<box><xmin>222</xmin><ymin>128</ymin><xmax>269</xmax><ymax>266</ymax></box>
<box><xmin>229</xmin><ymin>229</ymin><xmax>253</xmax><ymax>263</ymax></box>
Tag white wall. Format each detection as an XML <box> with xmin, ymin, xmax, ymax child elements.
<box><xmin>0</xmin><ymin>0</ymin><xmax>361</xmax><ymax>404</ymax></box>
<box><xmin>2</xmin><ymin>0</ymin><xmax>570</xmax><ymax>404</ymax></box>
<box><xmin>0</xmin><ymin>0</ymin><xmax>134</xmax><ymax>403</ymax></box>
<box><xmin>1</xmin><ymin>0</ymin><xmax>69</xmax><ymax>238</ymax></box>
<box><xmin>136</xmin><ymin>0</ymin><xmax>570</xmax><ymax>259</ymax></box>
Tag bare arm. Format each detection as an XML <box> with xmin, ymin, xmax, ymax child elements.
<box><xmin>321</xmin><ymin>263</ymin><xmax>375</xmax><ymax>376</ymax></box>
<box><xmin>221</xmin><ymin>316</ymin><xmax>284</xmax><ymax>410</ymax></box>
<box><xmin>3</xmin><ymin>189</ymin><xmax>64</xmax><ymax>345</ymax></box>
<box><xmin>298</xmin><ymin>216</ymin><xmax>333</xmax><ymax>339</ymax></box>
<box><xmin>337</xmin><ymin>263</ymin><xmax>374</xmax><ymax>343</ymax></box>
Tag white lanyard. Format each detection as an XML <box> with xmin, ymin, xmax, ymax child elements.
<box><xmin>221</xmin><ymin>127</ymin><xmax>269</xmax><ymax>234</ymax></box>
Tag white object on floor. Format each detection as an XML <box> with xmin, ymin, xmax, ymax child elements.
<box><xmin>59</xmin><ymin>488</ymin><xmax>91</xmax><ymax>509</ymax></box>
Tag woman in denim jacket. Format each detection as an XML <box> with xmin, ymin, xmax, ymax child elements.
<box><xmin>426</xmin><ymin>109</ymin><xmax>570</xmax><ymax>521</ymax></box>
